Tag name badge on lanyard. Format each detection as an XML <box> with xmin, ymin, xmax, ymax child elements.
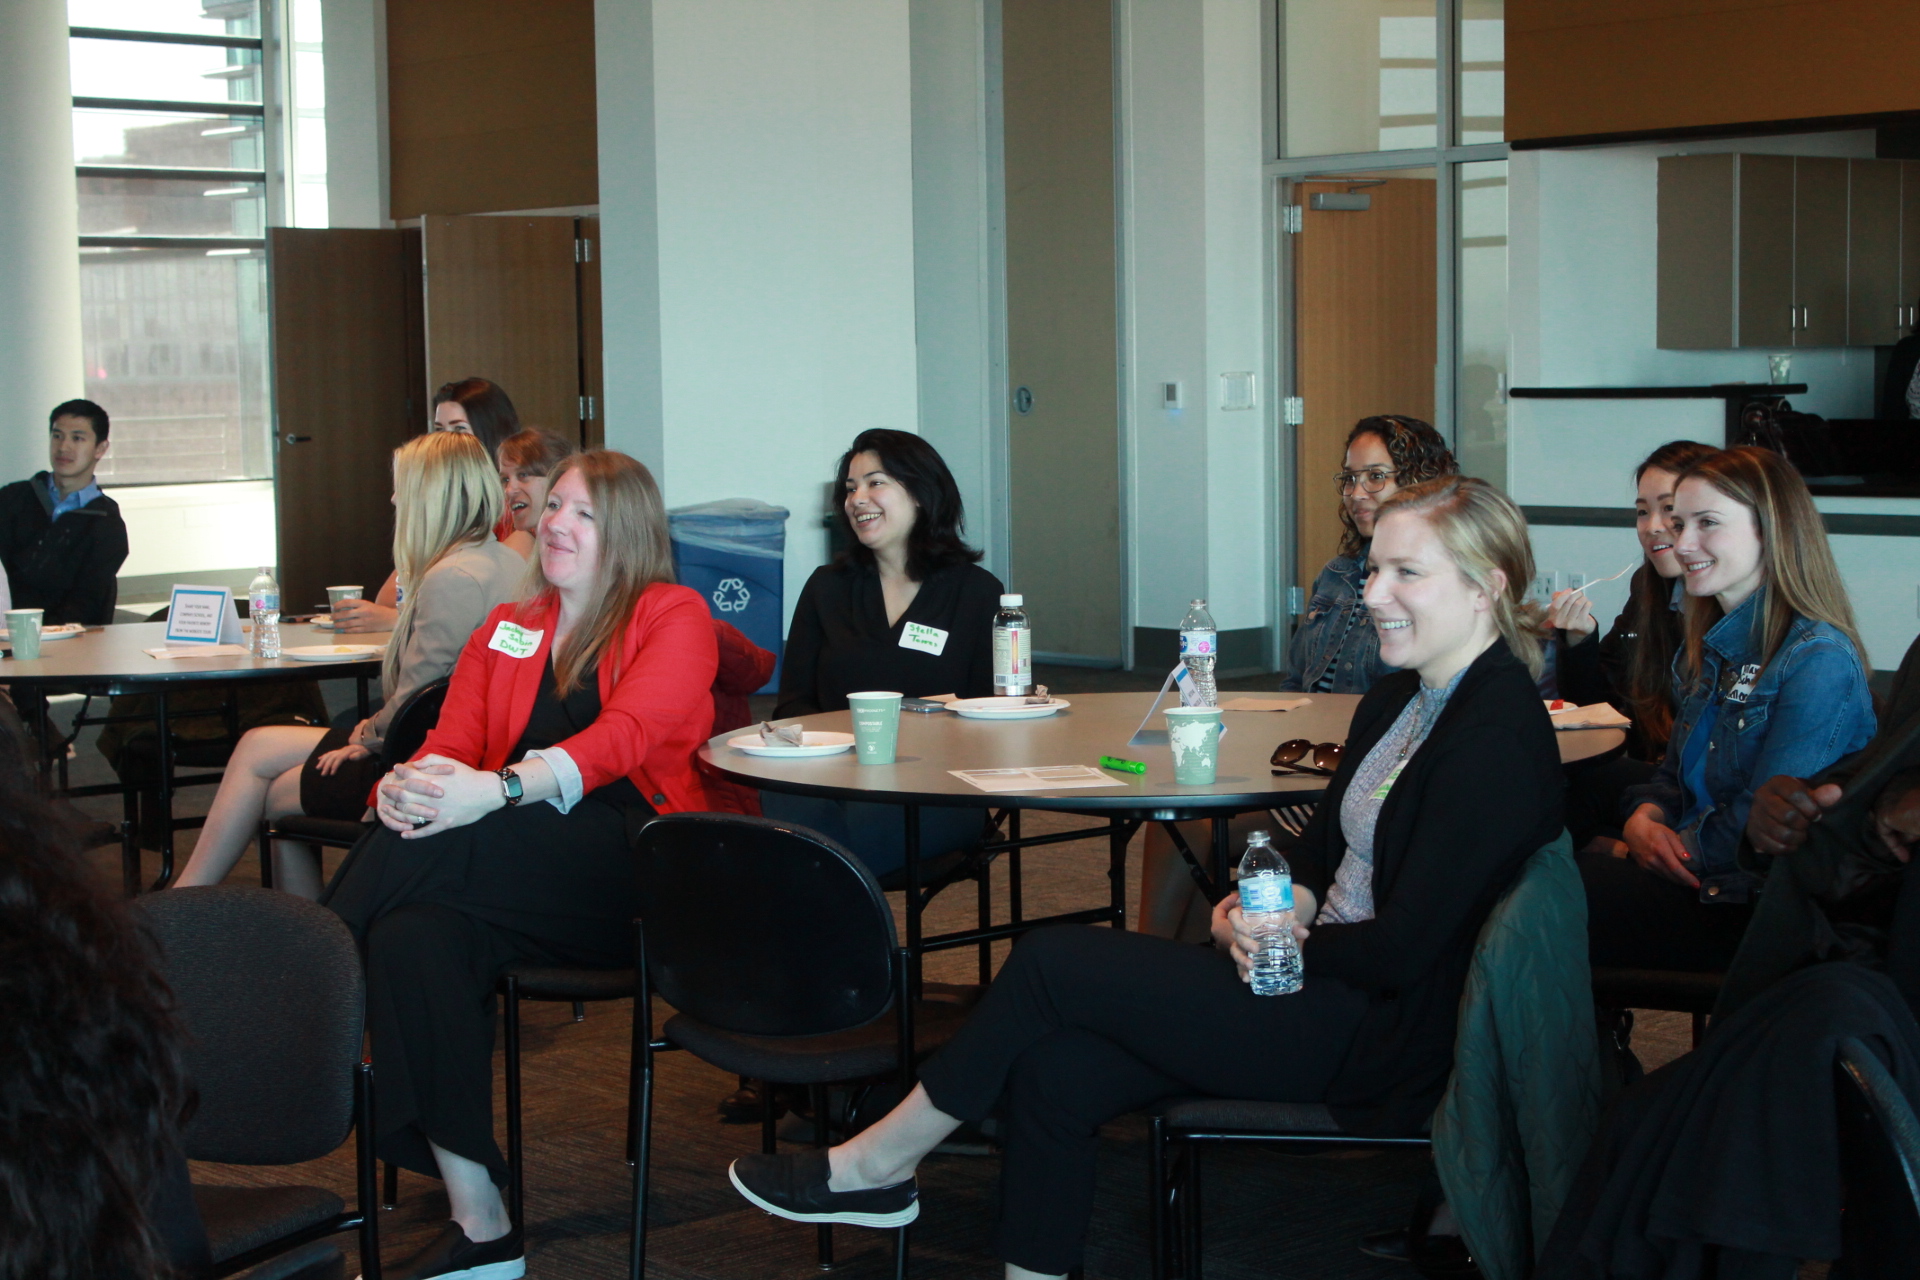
<box><xmin>899</xmin><ymin>622</ymin><xmax>949</xmax><ymax>657</ymax></box>
<box><xmin>488</xmin><ymin>620</ymin><xmax>544</xmax><ymax>659</ymax></box>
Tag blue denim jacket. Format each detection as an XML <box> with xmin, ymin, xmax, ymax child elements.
<box><xmin>1280</xmin><ymin>548</ymin><xmax>1394</xmax><ymax>694</ymax></box>
<box><xmin>1623</xmin><ymin>589</ymin><xmax>1875</xmax><ymax>902</ymax></box>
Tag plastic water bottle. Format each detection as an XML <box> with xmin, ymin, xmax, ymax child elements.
<box><xmin>1237</xmin><ymin>830</ymin><xmax>1303</xmax><ymax>996</ymax></box>
<box><xmin>248</xmin><ymin>567</ymin><xmax>281</xmax><ymax>659</ymax></box>
<box><xmin>993</xmin><ymin>594</ymin><xmax>1032</xmax><ymax>696</ymax></box>
<box><xmin>1179</xmin><ymin>598</ymin><xmax>1219</xmax><ymax>707</ymax></box>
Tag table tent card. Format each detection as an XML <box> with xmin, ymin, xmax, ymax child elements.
<box><xmin>163</xmin><ymin>585</ymin><xmax>245</xmax><ymax>646</ymax></box>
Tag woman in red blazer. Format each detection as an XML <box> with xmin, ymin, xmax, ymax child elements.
<box><xmin>322</xmin><ymin>449</ymin><xmax>716</xmax><ymax>1280</ymax></box>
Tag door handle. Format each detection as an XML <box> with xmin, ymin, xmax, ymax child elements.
<box><xmin>282</xmin><ymin>433</ymin><xmax>313</xmax><ymax>444</ymax></box>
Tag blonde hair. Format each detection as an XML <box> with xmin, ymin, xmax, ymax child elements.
<box><xmin>1373</xmin><ymin>475</ymin><xmax>1545</xmax><ymax>678</ymax></box>
<box><xmin>386</xmin><ymin>432</ymin><xmax>503</xmax><ymax>695</ymax></box>
<box><xmin>521</xmin><ymin>450</ymin><xmax>677</xmax><ymax>696</ymax></box>
<box><xmin>1673</xmin><ymin>446</ymin><xmax>1866</xmax><ymax>684</ymax></box>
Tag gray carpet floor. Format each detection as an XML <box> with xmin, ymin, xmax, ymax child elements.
<box><xmin>50</xmin><ymin>670</ymin><xmax>1694</xmax><ymax>1279</ymax></box>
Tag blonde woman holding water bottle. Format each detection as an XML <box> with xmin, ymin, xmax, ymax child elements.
<box><xmin>725</xmin><ymin>476</ymin><xmax>1562</xmax><ymax>1280</ymax></box>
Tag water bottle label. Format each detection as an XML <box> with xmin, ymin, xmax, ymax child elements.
<box><xmin>1239</xmin><ymin>872</ymin><xmax>1293</xmax><ymax>914</ymax></box>
<box><xmin>993</xmin><ymin>628</ymin><xmax>1031</xmax><ymax>679</ymax></box>
<box><xmin>256</xmin><ymin>592</ymin><xmax>279</xmax><ymax>612</ymax></box>
<box><xmin>1179</xmin><ymin>629</ymin><xmax>1216</xmax><ymax>656</ymax></box>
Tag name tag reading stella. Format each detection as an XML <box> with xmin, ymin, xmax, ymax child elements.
<box><xmin>899</xmin><ymin>622</ymin><xmax>949</xmax><ymax>656</ymax></box>
<box><xmin>488</xmin><ymin>620</ymin><xmax>544</xmax><ymax>659</ymax></box>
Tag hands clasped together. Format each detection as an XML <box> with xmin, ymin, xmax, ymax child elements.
<box><xmin>377</xmin><ymin>756</ymin><xmax>511</xmax><ymax>838</ymax></box>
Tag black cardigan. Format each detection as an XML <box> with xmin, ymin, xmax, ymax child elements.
<box><xmin>1290</xmin><ymin>639</ymin><xmax>1564</xmax><ymax>1135</ymax></box>
<box><xmin>774</xmin><ymin>559</ymin><xmax>1004</xmax><ymax>718</ymax></box>
<box><xmin>0</xmin><ymin>473</ymin><xmax>128</xmax><ymax>626</ymax></box>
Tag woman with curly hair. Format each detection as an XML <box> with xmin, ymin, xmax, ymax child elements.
<box><xmin>0</xmin><ymin>704</ymin><xmax>202</xmax><ymax>1280</ymax></box>
<box><xmin>1141</xmin><ymin>415</ymin><xmax>1457</xmax><ymax>939</ymax></box>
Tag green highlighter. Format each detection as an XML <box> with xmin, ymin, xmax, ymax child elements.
<box><xmin>1100</xmin><ymin>755</ymin><xmax>1147</xmax><ymax>775</ymax></box>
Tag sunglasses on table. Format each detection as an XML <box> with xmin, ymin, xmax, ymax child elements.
<box><xmin>1270</xmin><ymin>739</ymin><xmax>1344</xmax><ymax>775</ymax></box>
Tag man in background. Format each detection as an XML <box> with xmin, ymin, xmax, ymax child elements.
<box><xmin>0</xmin><ymin>400</ymin><xmax>129</xmax><ymax>626</ymax></box>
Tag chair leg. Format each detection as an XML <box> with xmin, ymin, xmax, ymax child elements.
<box><xmin>382</xmin><ymin>1161</ymin><xmax>398</xmax><ymax>1210</ymax></box>
<box><xmin>977</xmin><ymin>861</ymin><xmax>992</xmax><ymax>985</ymax></box>
<box><xmin>761</xmin><ymin>1080</ymin><xmax>777</xmax><ymax>1154</ymax></box>
<box><xmin>892</xmin><ymin>1222</ymin><xmax>910</xmax><ymax>1280</ymax></box>
<box><xmin>812</xmin><ymin>1083</ymin><xmax>834</xmax><ymax>1270</ymax></box>
<box><xmin>258</xmin><ymin>818</ymin><xmax>275</xmax><ymax>889</ymax></box>
<box><xmin>629</xmin><ymin>1000</ymin><xmax>652</xmax><ymax>1279</ymax></box>
<box><xmin>1149</xmin><ymin>1116</ymin><xmax>1170</xmax><ymax>1280</ymax></box>
<box><xmin>503</xmin><ymin>976</ymin><xmax>525</xmax><ymax>1231</ymax></box>
<box><xmin>1185</xmin><ymin>1143</ymin><xmax>1205</xmax><ymax>1280</ymax></box>
<box><xmin>573</xmin><ymin>1000</ymin><xmax>587</xmax><ymax>1022</ymax></box>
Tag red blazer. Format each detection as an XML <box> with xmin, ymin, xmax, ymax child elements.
<box><xmin>704</xmin><ymin>618</ymin><xmax>777</xmax><ymax>816</ymax></box>
<box><xmin>412</xmin><ymin>583</ymin><xmax>720</xmax><ymax>813</ymax></box>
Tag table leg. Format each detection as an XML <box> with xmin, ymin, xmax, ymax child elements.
<box><xmin>903</xmin><ymin>803</ymin><xmax>922</xmax><ymax>996</ymax></box>
<box><xmin>1108</xmin><ymin>815</ymin><xmax>1128</xmax><ymax>929</ymax></box>
<box><xmin>1008</xmin><ymin>809</ymin><xmax>1024</xmax><ymax>924</ymax></box>
<box><xmin>1210</xmin><ymin>817</ymin><xmax>1230</xmax><ymax>893</ymax></box>
<box><xmin>1158</xmin><ymin>821</ymin><xmax>1225</xmax><ymax>904</ymax></box>
<box><xmin>121</xmin><ymin>784</ymin><xmax>140</xmax><ymax>899</ymax></box>
<box><xmin>152</xmin><ymin>689</ymin><xmax>175</xmax><ymax>892</ymax></box>
<box><xmin>357</xmin><ymin>672</ymin><xmax>371</xmax><ymax>719</ymax></box>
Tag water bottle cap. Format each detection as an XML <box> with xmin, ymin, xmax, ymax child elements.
<box><xmin>1247</xmin><ymin>830</ymin><xmax>1271</xmax><ymax>845</ymax></box>
<box><xmin>1000</xmin><ymin>594</ymin><xmax>1023</xmax><ymax>606</ymax></box>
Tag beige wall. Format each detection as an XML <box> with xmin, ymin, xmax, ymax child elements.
<box><xmin>1511</xmin><ymin>0</ymin><xmax>1920</xmax><ymax>144</ymax></box>
<box><xmin>387</xmin><ymin>0</ymin><xmax>598</xmax><ymax>218</ymax></box>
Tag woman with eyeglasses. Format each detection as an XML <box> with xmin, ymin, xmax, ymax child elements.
<box><xmin>1139</xmin><ymin>416</ymin><xmax>1457</xmax><ymax>940</ymax></box>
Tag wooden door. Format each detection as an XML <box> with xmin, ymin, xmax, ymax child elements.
<box><xmin>421</xmin><ymin>215</ymin><xmax>583</xmax><ymax>440</ymax></box>
<box><xmin>1736</xmin><ymin>155</ymin><xmax>1795</xmax><ymax>349</ymax></box>
<box><xmin>1292</xmin><ymin>178</ymin><xmax>1436</xmax><ymax>586</ymax></box>
<box><xmin>1793</xmin><ymin>157</ymin><xmax>1849</xmax><ymax>347</ymax></box>
<box><xmin>1848</xmin><ymin>159</ymin><xmax>1904</xmax><ymax>346</ymax></box>
<box><xmin>268</xmin><ymin>228</ymin><xmax>423</xmax><ymax>614</ymax></box>
<box><xmin>1003</xmin><ymin>0</ymin><xmax>1121</xmax><ymax>662</ymax></box>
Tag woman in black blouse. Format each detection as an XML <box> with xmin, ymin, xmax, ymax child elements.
<box><xmin>766</xmin><ymin>429</ymin><xmax>1004</xmax><ymax>876</ymax></box>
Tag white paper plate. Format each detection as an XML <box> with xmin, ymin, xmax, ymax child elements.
<box><xmin>0</xmin><ymin>624</ymin><xmax>83</xmax><ymax>642</ymax></box>
<box><xmin>282</xmin><ymin>644</ymin><xmax>385</xmax><ymax>663</ymax></box>
<box><xmin>311</xmin><ymin>616</ymin><xmax>337</xmax><ymax>630</ymax></box>
<box><xmin>728</xmin><ymin>731</ymin><xmax>857</xmax><ymax>758</ymax></box>
<box><xmin>948</xmin><ymin>697</ymin><xmax>1072</xmax><ymax>720</ymax></box>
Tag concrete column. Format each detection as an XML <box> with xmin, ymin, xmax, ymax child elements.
<box><xmin>0</xmin><ymin>0</ymin><xmax>83</xmax><ymax>479</ymax></box>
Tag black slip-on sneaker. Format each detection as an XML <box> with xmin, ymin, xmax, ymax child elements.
<box><xmin>366</xmin><ymin>1221</ymin><xmax>525</xmax><ymax>1280</ymax></box>
<box><xmin>728</xmin><ymin>1148</ymin><xmax>919</xmax><ymax>1228</ymax></box>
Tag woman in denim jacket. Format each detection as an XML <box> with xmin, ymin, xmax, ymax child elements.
<box><xmin>1588</xmin><ymin>447</ymin><xmax>1874</xmax><ymax>972</ymax></box>
<box><xmin>1279</xmin><ymin>415</ymin><xmax>1457</xmax><ymax>693</ymax></box>
<box><xmin>1141</xmin><ymin>417</ymin><xmax>1455</xmax><ymax>941</ymax></box>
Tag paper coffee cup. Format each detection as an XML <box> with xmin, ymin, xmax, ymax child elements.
<box><xmin>6</xmin><ymin>608</ymin><xmax>45</xmax><ymax>661</ymax></box>
<box><xmin>326</xmin><ymin>585</ymin><xmax>365</xmax><ymax>608</ymax></box>
<box><xmin>1165</xmin><ymin>706</ymin><xmax>1223</xmax><ymax>785</ymax></box>
<box><xmin>848</xmin><ymin>691</ymin><xmax>904</xmax><ymax>765</ymax></box>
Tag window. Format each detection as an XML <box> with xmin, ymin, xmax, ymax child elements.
<box><xmin>68</xmin><ymin>0</ymin><xmax>325</xmax><ymax>484</ymax></box>
<box><xmin>1274</xmin><ymin>0</ymin><xmax>1509</xmax><ymax>485</ymax></box>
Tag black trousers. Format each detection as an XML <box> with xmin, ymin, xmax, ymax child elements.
<box><xmin>916</xmin><ymin>925</ymin><xmax>1367</xmax><ymax>1274</ymax></box>
<box><xmin>322</xmin><ymin>797</ymin><xmax>635</xmax><ymax>1185</ymax></box>
<box><xmin>1579</xmin><ymin>849</ymin><xmax>1755</xmax><ymax>973</ymax></box>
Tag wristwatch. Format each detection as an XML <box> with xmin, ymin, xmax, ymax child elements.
<box><xmin>497</xmin><ymin>766</ymin><xmax>524</xmax><ymax>808</ymax></box>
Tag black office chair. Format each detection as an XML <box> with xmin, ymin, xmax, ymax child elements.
<box><xmin>1834</xmin><ymin>1034</ymin><xmax>1920</xmax><ymax>1273</ymax></box>
<box><xmin>631</xmin><ymin>812</ymin><xmax>977</xmax><ymax>1279</ymax></box>
<box><xmin>130</xmin><ymin>886</ymin><xmax>382</xmax><ymax>1279</ymax></box>
<box><xmin>257</xmin><ymin>677</ymin><xmax>451</xmax><ymax>887</ymax></box>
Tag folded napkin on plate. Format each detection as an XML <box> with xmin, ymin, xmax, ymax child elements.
<box><xmin>1547</xmin><ymin>701</ymin><xmax>1631</xmax><ymax>730</ymax></box>
<box><xmin>759</xmin><ymin>721</ymin><xmax>805</xmax><ymax>747</ymax></box>
<box><xmin>145</xmin><ymin>644</ymin><xmax>252</xmax><ymax>660</ymax></box>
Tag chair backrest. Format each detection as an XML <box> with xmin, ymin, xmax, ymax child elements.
<box><xmin>381</xmin><ymin>676</ymin><xmax>450</xmax><ymax>765</ymax></box>
<box><xmin>636</xmin><ymin>812</ymin><xmax>897</xmax><ymax>1038</ymax></box>
<box><xmin>1835</xmin><ymin>1034</ymin><xmax>1920</xmax><ymax>1268</ymax></box>
<box><xmin>129</xmin><ymin>886</ymin><xmax>364</xmax><ymax>1165</ymax></box>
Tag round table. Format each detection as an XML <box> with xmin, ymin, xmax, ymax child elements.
<box><xmin>701</xmin><ymin>691</ymin><xmax>1625</xmax><ymax>976</ymax></box>
<box><xmin>4</xmin><ymin>621</ymin><xmax>390</xmax><ymax>891</ymax></box>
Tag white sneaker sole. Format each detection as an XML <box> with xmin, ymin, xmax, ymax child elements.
<box><xmin>728</xmin><ymin>1161</ymin><xmax>921</xmax><ymax>1229</ymax></box>
<box><xmin>356</xmin><ymin>1259</ymin><xmax>524</xmax><ymax>1280</ymax></box>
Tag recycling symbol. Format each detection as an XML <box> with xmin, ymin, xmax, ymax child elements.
<box><xmin>713</xmin><ymin>578</ymin><xmax>752</xmax><ymax>613</ymax></box>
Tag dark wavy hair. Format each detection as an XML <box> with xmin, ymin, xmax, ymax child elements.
<box><xmin>834</xmin><ymin>429</ymin><xmax>982</xmax><ymax>581</ymax></box>
<box><xmin>1336</xmin><ymin>415</ymin><xmax>1458</xmax><ymax>556</ymax></box>
<box><xmin>432</xmin><ymin>377</ymin><xmax>521</xmax><ymax>457</ymax></box>
<box><xmin>0</xmin><ymin>704</ymin><xmax>190</xmax><ymax>1280</ymax></box>
<box><xmin>1621</xmin><ymin>440</ymin><xmax>1721</xmax><ymax>750</ymax></box>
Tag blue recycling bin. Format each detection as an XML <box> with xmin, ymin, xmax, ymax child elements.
<box><xmin>668</xmin><ymin>499</ymin><xmax>790</xmax><ymax>695</ymax></box>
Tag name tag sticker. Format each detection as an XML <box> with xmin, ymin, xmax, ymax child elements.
<box><xmin>1370</xmin><ymin>761</ymin><xmax>1407</xmax><ymax>802</ymax></box>
<box><xmin>899</xmin><ymin>622</ymin><xmax>949</xmax><ymax>656</ymax></box>
<box><xmin>1724</xmin><ymin>663</ymin><xmax>1763</xmax><ymax>705</ymax></box>
<box><xmin>488</xmin><ymin>621</ymin><xmax>544</xmax><ymax>659</ymax></box>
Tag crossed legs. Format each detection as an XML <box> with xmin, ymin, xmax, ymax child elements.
<box><xmin>173</xmin><ymin>724</ymin><xmax>326</xmax><ymax>895</ymax></box>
